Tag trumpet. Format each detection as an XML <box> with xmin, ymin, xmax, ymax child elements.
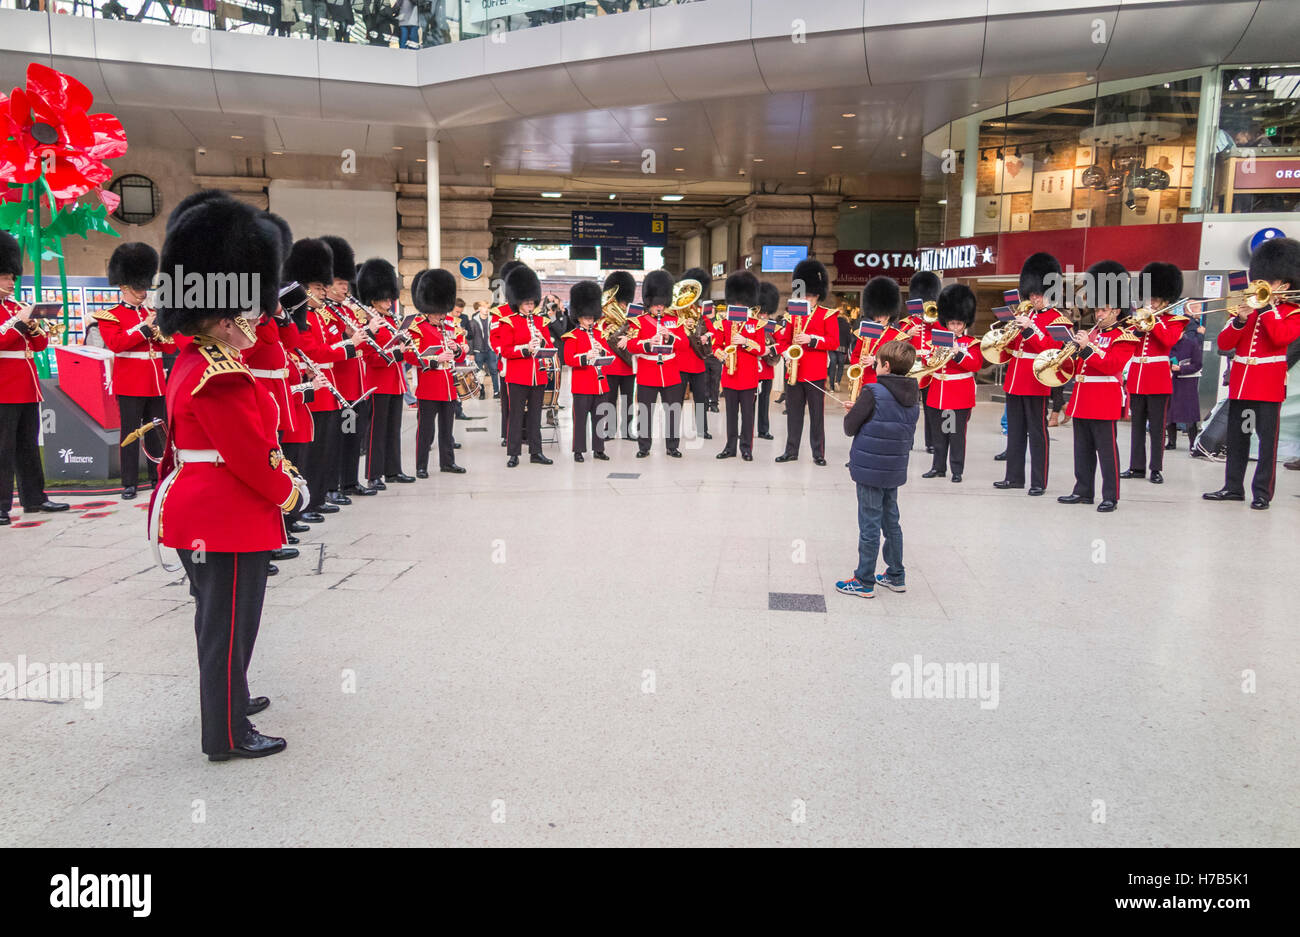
<box><xmin>1130</xmin><ymin>297</ymin><xmax>1193</xmax><ymax>333</ymax></box>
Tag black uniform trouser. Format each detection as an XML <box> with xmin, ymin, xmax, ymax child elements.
<box><xmin>926</xmin><ymin>405</ymin><xmax>970</xmax><ymax>475</ymax></box>
<box><xmin>1004</xmin><ymin>392</ymin><xmax>1049</xmax><ymax>488</ymax></box>
<box><xmin>415</xmin><ymin>399</ymin><xmax>456</xmax><ymax>470</ymax></box>
<box><xmin>178</xmin><ymin>548</ymin><xmax>270</xmax><ymax>756</ymax></box>
<box><xmin>281</xmin><ymin>441</ymin><xmax>309</xmax><ymax>523</ymax></box>
<box><xmin>604</xmin><ymin>373</ymin><xmax>636</xmax><ymax>438</ymax></box>
<box><xmin>0</xmin><ymin>401</ymin><xmax>45</xmax><ymax>511</ymax></box>
<box><xmin>828</xmin><ymin>350</ymin><xmax>846</xmax><ymax>389</ymax></box>
<box><xmin>499</xmin><ymin>380</ymin><xmax>510</xmax><ymax>440</ymax></box>
<box><xmin>920</xmin><ymin>384</ymin><xmax>934</xmax><ymax>448</ymax></box>
<box><xmin>705</xmin><ymin>358</ymin><xmax>722</xmax><ymax>407</ymax></box>
<box><xmin>306</xmin><ymin>410</ymin><xmax>341</xmax><ymax>510</ymax></box>
<box><xmin>339</xmin><ymin>395</ymin><xmax>371</xmax><ymax>490</ymax></box>
<box><xmin>680</xmin><ymin>368</ymin><xmax>709</xmax><ymax>437</ymax></box>
<box><xmin>723</xmin><ymin>387</ymin><xmax>756</xmax><ymax>455</ymax></box>
<box><xmin>757</xmin><ymin>378</ymin><xmax>772</xmax><ymax>435</ymax></box>
<box><xmin>636</xmin><ymin>382</ymin><xmax>684</xmax><ymax>454</ymax></box>
<box><xmin>1224</xmin><ymin>398</ymin><xmax>1281</xmax><ymax>503</ymax></box>
<box><xmin>572</xmin><ymin>392</ymin><xmax>606</xmax><ymax>454</ymax></box>
<box><xmin>1071</xmin><ymin>417</ymin><xmax>1119</xmax><ymax>502</ymax></box>
<box><xmin>507</xmin><ymin>382</ymin><xmax>545</xmax><ymax>457</ymax></box>
<box><xmin>366</xmin><ymin>393</ymin><xmax>405</xmax><ymax>480</ymax></box>
<box><xmin>782</xmin><ymin>379</ymin><xmax>826</xmax><ymax>459</ymax></box>
<box><xmin>1128</xmin><ymin>392</ymin><xmax>1170</xmax><ymax>473</ymax></box>
<box><xmin>116</xmin><ymin>394</ymin><xmax>165</xmax><ymax>488</ymax></box>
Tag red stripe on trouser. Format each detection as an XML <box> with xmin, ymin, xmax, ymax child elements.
<box><xmin>227</xmin><ymin>560</ymin><xmax>238</xmax><ymax>750</ymax></box>
<box><xmin>1112</xmin><ymin>422</ymin><xmax>1120</xmax><ymax>501</ymax></box>
<box><xmin>1268</xmin><ymin>409</ymin><xmax>1280</xmax><ymax>499</ymax></box>
<box><xmin>1041</xmin><ymin>400</ymin><xmax>1049</xmax><ymax>486</ymax></box>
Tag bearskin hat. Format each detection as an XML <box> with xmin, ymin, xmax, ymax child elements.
<box><xmin>936</xmin><ymin>283</ymin><xmax>976</xmax><ymax>328</ymax></box>
<box><xmin>1083</xmin><ymin>259</ymin><xmax>1131</xmax><ymax>313</ymax></box>
<box><xmin>413</xmin><ymin>268</ymin><xmax>458</xmax><ymax>316</ymax></box>
<box><xmin>319</xmin><ymin>235</ymin><xmax>357</xmax><ymax>285</ymax></box>
<box><xmin>641</xmin><ymin>269</ymin><xmax>674</xmax><ymax>308</ymax></box>
<box><xmin>602</xmin><ymin>269</ymin><xmax>636</xmax><ymax>305</ymax></box>
<box><xmin>504</xmin><ymin>263</ymin><xmax>542</xmax><ymax>310</ymax></box>
<box><xmin>569</xmin><ymin>280</ymin><xmax>602</xmax><ymax>321</ymax></box>
<box><xmin>1019</xmin><ymin>251</ymin><xmax>1062</xmax><ymax>299</ymax></box>
<box><xmin>282</xmin><ymin>238</ymin><xmax>334</xmax><ymax>288</ymax></box>
<box><xmin>158</xmin><ymin>195</ymin><xmax>281</xmax><ymax>336</ymax></box>
<box><xmin>107</xmin><ymin>242</ymin><xmax>159</xmax><ymax>292</ymax></box>
<box><xmin>259</xmin><ymin>212</ymin><xmax>294</xmax><ymax>279</ymax></box>
<box><xmin>723</xmin><ymin>270</ymin><xmax>760</xmax><ymax>308</ymax></box>
<box><xmin>1249</xmin><ymin>236</ymin><xmax>1300</xmax><ymax>288</ymax></box>
<box><xmin>357</xmin><ymin>258</ymin><xmax>400</xmax><ymax>305</ymax></box>
<box><xmin>758</xmin><ymin>281</ymin><xmax>780</xmax><ymax>317</ymax></box>
<box><xmin>908</xmin><ymin>270</ymin><xmax>942</xmax><ymax>304</ymax></box>
<box><xmin>1140</xmin><ymin>261</ymin><xmax>1183</xmax><ymax>306</ymax></box>
<box><xmin>165</xmin><ymin>189</ymin><xmax>232</xmax><ymax>233</ymax></box>
<box><xmin>681</xmin><ymin>266</ymin><xmax>711</xmax><ymax>293</ymax></box>
<box><xmin>791</xmin><ymin>257</ymin><xmax>829</xmax><ymax>302</ymax></box>
<box><xmin>0</xmin><ymin>230</ymin><xmax>21</xmax><ymax>277</ymax></box>
<box><xmin>861</xmin><ymin>275</ymin><xmax>901</xmax><ymax>321</ymax></box>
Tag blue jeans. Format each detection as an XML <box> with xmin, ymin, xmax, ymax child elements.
<box><xmin>475</xmin><ymin>350</ymin><xmax>500</xmax><ymax>395</ymax></box>
<box><xmin>399</xmin><ymin>25</ymin><xmax>419</xmax><ymax>49</ymax></box>
<box><xmin>854</xmin><ymin>483</ymin><xmax>903</xmax><ymax>584</ymax></box>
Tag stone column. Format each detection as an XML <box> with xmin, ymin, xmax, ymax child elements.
<box><xmin>734</xmin><ymin>193</ymin><xmax>843</xmax><ymax>302</ymax></box>
<box><xmin>393</xmin><ymin>183</ymin><xmax>494</xmax><ymax>307</ymax></box>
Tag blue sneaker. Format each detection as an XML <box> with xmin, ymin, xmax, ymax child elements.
<box><xmin>875</xmin><ymin>574</ymin><xmax>906</xmax><ymax>593</ymax></box>
<box><xmin>835</xmin><ymin>578</ymin><xmax>875</xmax><ymax>598</ymax></box>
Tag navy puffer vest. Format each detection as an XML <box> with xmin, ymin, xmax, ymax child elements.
<box><xmin>849</xmin><ymin>381</ymin><xmax>919</xmax><ymax>488</ymax></box>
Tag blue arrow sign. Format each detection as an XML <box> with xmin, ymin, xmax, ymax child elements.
<box><xmin>459</xmin><ymin>256</ymin><xmax>483</xmax><ymax>280</ymax></box>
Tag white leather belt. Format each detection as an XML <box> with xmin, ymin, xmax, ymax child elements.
<box><xmin>1075</xmin><ymin>375</ymin><xmax>1119</xmax><ymax>384</ymax></box>
<box><xmin>249</xmin><ymin>367</ymin><xmax>289</xmax><ymax>379</ymax></box>
<box><xmin>0</xmin><ymin>349</ymin><xmax>34</xmax><ymax>359</ymax></box>
<box><xmin>1131</xmin><ymin>356</ymin><xmax>1169</xmax><ymax>364</ymax></box>
<box><xmin>116</xmin><ymin>351</ymin><xmax>161</xmax><ymax>359</ymax></box>
<box><xmin>930</xmin><ymin>372</ymin><xmax>973</xmax><ymax>381</ymax></box>
<box><xmin>315</xmin><ymin>361</ymin><xmax>334</xmax><ymax>369</ymax></box>
<box><xmin>176</xmin><ymin>448</ymin><xmax>223</xmax><ymax>464</ymax></box>
<box><xmin>1010</xmin><ymin>349</ymin><xmax>1038</xmax><ymax>359</ymax></box>
<box><xmin>1236</xmin><ymin>355</ymin><xmax>1284</xmax><ymax>365</ymax></box>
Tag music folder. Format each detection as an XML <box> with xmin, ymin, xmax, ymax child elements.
<box><xmin>534</xmin><ymin>347</ymin><xmax>557</xmax><ymax>361</ymax></box>
<box><xmin>28</xmin><ymin>302</ymin><xmax>64</xmax><ymax>319</ymax></box>
<box><xmin>1046</xmin><ymin>324</ymin><xmax>1075</xmax><ymax>344</ymax></box>
<box><xmin>647</xmin><ymin>344</ymin><xmax>674</xmax><ymax>355</ymax></box>
<box><xmin>859</xmin><ymin>320</ymin><xmax>885</xmax><ymax>338</ymax></box>
<box><xmin>380</xmin><ymin>315</ymin><xmax>418</xmax><ymax>351</ymax></box>
<box><xmin>418</xmin><ymin>345</ymin><xmax>446</xmax><ymax>359</ymax></box>
<box><xmin>991</xmin><ymin>305</ymin><xmax>1016</xmax><ymax>322</ymax></box>
<box><xmin>930</xmin><ymin>328</ymin><xmax>955</xmax><ymax>348</ymax></box>
<box><xmin>590</xmin><ymin>354</ymin><xmax>615</xmax><ymax>367</ymax></box>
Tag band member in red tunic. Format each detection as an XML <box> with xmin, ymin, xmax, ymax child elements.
<box><xmin>97</xmin><ymin>242</ymin><xmax>173</xmax><ymax>499</ymax></box>
<box><xmin>1057</xmin><ymin>260</ymin><xmax>1139</xmax><ymax>512</ymax></box>
<box><xmin>1122</xmin><ymin>261</ymin><xmax>1188</xmax><ymax>484</ymax></box>
<box><xmin>1205</xmin><ymin>237</ymin><xmax>1300</xmax><ymax>510</ymax></box>
<box><xmin>0</xmin><ymin>231</ymin><xmax>69</xmax><ymax>526</ymax></box>
<box><xmin>491</xmin><ymin>260</ymin><xmax>525</xmax><ymax>447</ymax></box>
<box><xmin>155</xmin><ymin>192</ymin><xmax>303</xmax><ymax>760</ymax></box>
<box><xmin>620</xmin><ymin>269</ymin><xmax>684</xmax><ymax>457</ymax></box>
<box><xmin>775</xmin><ymin>258</ymin><xmax>839</xmax><ymax>466</ymax></box>
<box><xmin>848</xmin><ymin>276</ymin><xmax>905</xmax><ymax>396</ymax></box>
<box><xmin>920</xmin><ymin>284</ymin><xmax>983</xmax><ymax>482</ymax></box>
<box><xmin>407</xmin><ymin>268</ymin><xmax>468</xmax><ymax>475</ymax></box>
<box><xmin>355</xmin><ymin>257</ymin><xmax>413</xmax><ymax>488</ymax></box>
<box><xmin>601</xmin><ymin>270</ymin><xmax>638</xmax><ymax>441</ymax></box>
<box><xmin>755</xmin><ymin>282</ymin><xmax>780</xmax><ymax>440</ymax></box>
<box><xmin>994</xmin><ymin>252</ymin><xmax>1069</xmax><ymax>495</ymax></box>
<box><xmin>563</xmin><ymin>280</ymin><xmax>613</xmax><ymax>462</ymax></box>
<box><xmin>715</xmin><ymin>271</ymin><xmax>765</xmax><ymax>461</ymax></box>
<box><xmin>320</xmin><ymin>235</ymin><xmax>375</xmax><ymax>499</ymax></box>
<box><xmin>677</xmin><ymin>266</ymin><xmax>714</xmax><ymax>441</ymax></box>
<box><xmin>902</xmin><ymin>270</ymin><xmax>942</xmax><ymax>452</ymax></box>
<box><xmin>499</xmin><ymin>264</ymin><xmax>555</xmax><ymax>467</ymax></box>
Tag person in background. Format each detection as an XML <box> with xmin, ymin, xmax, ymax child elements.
<box><xmin>395</xmin><ymin>0</ymin><xmax>420</xmax><ymax>48</ymax></box>
<box><xmin>1166</xmin><ymin>314</ymin><xmax>1205</xmax><ymax>452</ymax></box>
<box><xmin>420</xmin><ymin>0</ymin><xmax>448</xmax><ymax>46</ymax></box>
<box><xmin>828</xmin><ymin>305</ymin><xmax>852</xmax><ymax>391</ymax></box>
<box><xmin>468</xmin><ymin>301</ymin><xmax>498</xmax><ymax>399</ymax></box>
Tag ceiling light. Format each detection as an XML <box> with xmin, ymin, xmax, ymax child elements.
<box><xmin>271</xmin><ymin>151</ymin><xmax>283</xmax><ymax>155</ymax></box>
<box><xmin>831</xmin><ymin>145</ymin><xmax>843</xmax><ymax>150</ymax></box>
<box><xmin>937</xmin><ymin>199</ymin><xmax>948</xmax><ymax>205</ymax></box>
<box><xmin>654</xmin><ymin>116</ymin><xmax>668</xmax><ymax>122</ymax></box>
<box><xmin>841</xmin><ymin>113</ymin><xmax>856</xmax><ymax>118</ymax></box>
<box><xmin>230</xmin><ymin>135</ymin><xmax>243</xmax><ymax>140</ymax></box>
<box><xmin>661</xmin><ymin>195</ymin><xmax>684</xmax><ymax>201</ymax></box>
<box><xmin>673</xmin><ymin>147</ymin><xmax>685</xmax><ymax>152</ymax></box>
<box><xmin>392</xmin><ymin>146</ymin><xmax>404</xmax><ymax>151</ymax></box>
<box><xmin>848</xmin><ymin>204</ymin><xmax>858</xmax><ymax>209</ymax></box>
<box><xmin>608</xmin><ymin>193</ymin><xmax>616</xmax><ymax>200</ymax></box>
<box><xmin>610</xmin><ymin>159</ymin><xmax>620</xmax><ymax>163</ymax></box>
<box><xmin>416</xmin><ymin>158</ymin><xmax>426</xmax><ymax>163</ymax></box>
<box><xmin>523</xmin><ymin>148</ymin><xmax>533</xmax><ymax>153</ymax></box>
<box><xmin>897</xmin><ymin>135</ymin><xmax>903</xmax><ymax>141</ymax></box>
<box><xmin>675</xmin><ymin>167</ymin><xmax>684</xmax><ymax>172</ymax></box>
<box><xmin>541</xmin><ymin>192</ymin><xmax>562</xmax><ymax>198</ymax></box>
<box><xmin>796</xmin><ymin>170</ymin><xmax>807</xmax><ymax>175</ymax></box>
<box><xmin>900</xmin><ymin>152</ymin><xmax>907</xmax><ymax>157</ymax></box>
<box><xmin>753</xmin><ymin>158</ymin><xmax>764</xmax><ymax>162</ymax></box>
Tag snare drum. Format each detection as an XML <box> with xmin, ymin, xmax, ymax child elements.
<box><xmin>453</xmin><ymin>368</ymin><xmax>481</xmax><ymax>401</ymax></box>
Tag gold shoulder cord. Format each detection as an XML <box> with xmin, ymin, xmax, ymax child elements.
<box><xmin>192</xmin><ymin>334</ymin><xmax>252</xmax><ymax>395</ymax></box>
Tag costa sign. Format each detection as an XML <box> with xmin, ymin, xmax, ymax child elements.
<box><xmin>832</xmin><ymin>250</ymin><xmax>917</xmax><ymax>286</ymax></box>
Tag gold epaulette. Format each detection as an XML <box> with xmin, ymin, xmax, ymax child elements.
<box><xmin>1113</xmin><ymin>328</ymin><xmax>1142</xmax><ymax>343</ymax></box>
<box><xmin>192</xmin><ymin>341</ymin><xmax>252</xmax><ymax>395</ymax></box>
<box><xmin>92</xmin><ymin>308</ymin><xmax>119</xmax><ymax>324</ymax></box>
<box><xmin>1048</xmin><ymin>314</ymin><xmax>1074</xmax><ymax>327</ymax></box>
<box><xmin>1164</xmin><ymin>314</ymin><xmax>1190</xmax><ymax>323</ymax></box>
<box><xmin>561</xmin><ymin>329</ymin><xmax>577</xmax><ymax>341</ymax></box>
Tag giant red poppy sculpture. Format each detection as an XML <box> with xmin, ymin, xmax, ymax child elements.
<box><xmin>0</xmin><ymin>63</ymin><xmax>128</xmax><ymax>351</ymax></box>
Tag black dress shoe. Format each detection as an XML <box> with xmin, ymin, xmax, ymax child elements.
<box><xmin>1165</xmin><ymin>441</ymin><xmax>1178</xmax><ymax>450</ymax></box>
<box><xmin>386</xmin><ymin>474</ymin><xmax>416</xmax><ymax>484</ymax></box>
<box><xmin>416</xmin><ymin>469</ymin><xmax>429</xmax><ymax>479</ymax></box>
<box><xmin>1057</xmin><ymin>493</ymin><xmax>1093</xmax><ymax>505</ymax></box>
<box><xmin>208</xmin><ymin>728</ymin><xmax>286</xmax><ymax>762</ymax></box>
<box><xmin>994</xmin><ymin>451</ymin><xmax>1007</xmax><ymax>461</ymax></box>
<box><xmin>1149</xmin><ymin>471</ymin><xmax>1163</xmax><ymax>484</ymax></box>
<box><xmin>0</xmin><ymin>513</ymin><xmax>9</xmax><ymax>526</ymax></box>
<box><xmin>921</xmin><ymin>469</ymin><xmax>945</xmax><ymax>478</ymax></box>
<box><xmin>716</xmin><ymin>450</ymin><xmax>736</xmax><ymax>459</ymax></box>
<box><xmin>758</xmin><ymin>433</ymin><xmax>774</xmax><ymax>440</ymax></box>
<box><xmin>574</xmin><ymin>453</ymin><xmax>585</xmax><ymax>462</ymax></box>
<box><xmin>775</xmin><ymin>454</ymin><xmax>798</xmax><ymax>463</ymax></box>
<box><xmin>507</xmin><ymin>456</ymin><xmax>519</xmax><ymax>467</ymax></box>
<box><xmin>368</xmin><ymin>479</ymin><xmax>387</xmax><ymax>491</ymax></box>
<box><xmin>344</xmin><ymin>485</ymin><xmax>378</xmax><ymax>496</ymax></box>
<box><xmin>1203</xmin><ymin>489</ymin><xmax>1244</xmax><ymax>501</ymax></box>
<box><xmin>709</xmin><ymin>404</ymin><xmax>719</xmax><ymax>413</ymax></box>
<box><xmin>266</xmin><ymin>563</ymin><xmax>279</xmax><ymax>576</ymax></box>
<box><xmin>454</xmin><ymin>442</ymin><xmax>462</xmax><ymax>449</ymax></box>
<box><xmin>120</xmin><ymin>486</ymin><xmax>137</xmax><ymax>500</ymax></box>
<box><xmin>300</xmin><ymin>512</ymin><xmax>325</xmax><ymax>524</ymax></box>
<box><xmin>593</xmin><ymin>451</ymin><xmax>610</xmax><ymax>461</ymax></box>
<box><xmin>316</xmin><ymin>503</ymin><xmax>340</xmax><ymax>514</ymax></box>
<box><xmin>702</xmin><ymin>432</ymin><xmax>712</xmax><ymax>440</ymax></box>
<box><xmin>38</xmin><ymin>501</ymin><xmax>69</xmax><ymax>512</ymax></box>
<box><xmin>327</xmin><ymin>492</ymin><xmax>352</xmax><ymax>506</ymax></box>
<box><xmin>246</xmin><ymin>696</ymin><xmax>269</xmax><ymax>716</ymax></box>
<box><xmin>530</xmin><ymin>454</ymin><xmax>553</xmax><ymax>465</ymax></box>
<box><xmin>441</xmin><ymin>464</ymin><xmax>467</xmax><ymax>474</ymax></box>
<box><xmin>286</xmin><ymin>535</ymin><xmax>300</xmax><ymax>546</ymax></box>
<box><xmin>742</xmin><ymin>452</ymin><xmax>753</xmax><ymax>461</ymax></box>
<box><xmin>992</xmin><ymin>480</ymin><xmax>1022</xmax><ymax>489</ymax></box>
<box><xmin>951</xmin><ymin>474</ymin><xmax>962</xmax><ymax>483</ymax></box>
<box><xmin>1097</xmin><ymin>500</ymin><xmax>1117</xmax><ymax>513</ymax></box>
<box><xmin>1027</xmin><ymin>487</ymin><xmax>1045</xmax><ymax>496</ymax></box>
<box><xmin>636</xmin><ymin>451</ymin><xmax>649</xmax><ymax>458</ymax></box>
<box><xmin>667</xmin><ymin>450</ymin><xmax>682</xmax><ymax>458</ymax></box>
<box><xmin>1250</xmin><ymin>498</ymin><xmax>1269</xmax><ymax>510</ymax></box>
<box><xmin>271</xmin><ymin>547</ymin><xmax>298</xmax><ymax>561</ymax></box>
<box><xmin>925</xmin><ymin>446</ymin><xmax>934</xmax><ymax>454</ymax></box>
<box><xmin>1120</xmin><ymin>468</ymin><xmax>1144</xmax><ymax>479</ymax></box>
<box><xmin>814</xmin><ymin>457</ymin><xmax>827</xmax><ymax>466</ymax></box>
<box><xmin>501</xmin><ymin>439</ymin><xmax>508</xmax><ymax>447</ymax></box>
<box><xmin>288</xmin><ymin>521</ymin><xmax>310</xmax><ymax>533</ymax></box>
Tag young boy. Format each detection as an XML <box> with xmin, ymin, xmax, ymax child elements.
<box><xmin>835</xmin><ymin>339</ymin><xmax>920</xmax><ymax>599</ymax></box>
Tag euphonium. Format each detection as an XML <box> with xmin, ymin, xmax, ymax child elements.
<box><xmin>979</xmin><ymin>300</ymin><xmax>1035</xmax><ymax>365</ymax></box>
<box><xmin>909</xmin><ymin>345</ymin><xmax>957</xmax><ymax>381</ymax></box>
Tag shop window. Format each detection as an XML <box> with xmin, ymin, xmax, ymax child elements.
<box><xmin>1213</xmin><ymin>65</ymin><xmax>1300</xmax><ymax>214</ymax></box>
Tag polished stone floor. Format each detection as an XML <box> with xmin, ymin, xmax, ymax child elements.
<box><xmin>2</xmin><ymin>388</ymin><xmax>1297</xmax><ymax>847</ymax></box>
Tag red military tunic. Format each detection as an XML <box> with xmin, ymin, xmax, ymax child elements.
<box><xmin>718</xmin><ymin>319</ymin><xmax>764</xmax><ymax>390</ymax></box>
<box><xmin>774</xmin><ymin>304</ymin><xmax>839</xmax><ymax>382</ymax></box>
<box><xmin>925</xmin><ymin>335</ymin><xmax>983</xmax><ymax>410</ymax></box>
<box><xmin>297</xmin><ymin>305</ymin><xmax>357</xmax><ymax>412</ymax></box>
<box><xmin>0</xmin><ymin>299</ymin><xmax>46</xmax><ymax>403</ymax></box>
<box><xmin>563</xmin><ymin>325</ymin><xmax>612</xmax><ymax>396</ymax></box>
<box><xmin>674</xmin><ymin>314</ymin><xmax>708</xmax><ymax>376</ymax></box>
<box><xmin>244</xmin><ymin>316</ymin><xmax>294</xmax><ymax>435</ymax></box>
<box><xmin>407</xmin><ymin>317</ymin><xmax>466</xmax><ymax>401</ymax></box>
<box><xmin>277</xmin><ymin>321</ymin><xmax>315</xmax><ymax>445</ymax></box>
<box><xmin>849</xmin><ymin>324</ymin><xmax>905</xmax><ymax>387</ymax></box>
<box><xmin>499</xmin><ymin>312</ymin><xmax>554</xmax><ymax>387</ymax></box>
<box><xmin>324</xmin><ymin>300</ymin><xmax>365</xmax><ymax>401</ymax></box>
<box><xmin>1003</xmin><ymin>307</ymin><xmax>1070</xmax><ymax>397</ymax></box>
<box><xmin>1065</xmin><ymin>326</ymin><xmax>1138</xmax><ymax>420</ymax></box>
<box><xmin>95</xmin><ymin>303</ymin><xmax>175</xmax><ymax>397</ymax></box>
<box><xmin>363</xmin><ymin>312</ymin><xmax>409</xmax><ymax>397</ymax></box>
<box><xmin>1217</xmin><ymin>301</ymin><xmax>1300</xmax><ymax>403</ymax></box>
<box><xmin>159</xmin><ymin>339</ymin><xmax>301</xmax><ymax>553</ymax></box>
<box><xmin>626</xmin><ymin>312</ymin><xmax>685</xmax><ymax>387</ymax></box>
<box><xmin>1125</xmin><ymin>315</ymin><xmax>1188</xmax><ymax>396</ymax></box>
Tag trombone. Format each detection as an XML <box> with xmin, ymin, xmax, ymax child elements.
<box><xmin>1185</xmin><ymin>280</ymin><xmax>1300</xmax><ymax>318</ymax></box>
